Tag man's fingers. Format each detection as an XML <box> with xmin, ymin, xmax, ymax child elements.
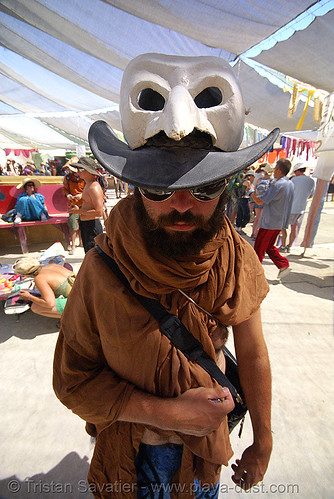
<box><xmin>231</xmin><ymin>462</ymin><xmax>244</xmax><ymax>480</ymax></box>
<box><xmin>231</xmin><ymin>464</ymin><xmax>257</xmax><ymax>490</ymax></box>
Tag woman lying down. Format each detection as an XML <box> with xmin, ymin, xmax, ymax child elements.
<box><xmin>13</xmin><ymin>256</ymin><xmax>75</xmax><ymax>319</ymax></box>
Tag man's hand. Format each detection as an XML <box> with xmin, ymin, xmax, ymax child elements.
<box><xmin>120</xmin><ymin>386</ymin><xmax>234</xmax><ymax>437</ymax></box>
<box><xmin>69</xmin><ymin>205</ymin><xmax>79</xmax><ymax>213</ymax></box>
<box><xmin>158</xmin><ymin>386</ymin><xmax>234</xmax><ymax>436</ymax></box>
<box><xmin>231</xmin><ymin>441</ymin><xmax>272</xmax><ymax>490</ymax></box>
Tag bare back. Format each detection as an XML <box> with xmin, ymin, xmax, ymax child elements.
<box><xmin>35</xmin><ymin>264</ymin><xmax>72</xmax><ymax>292</ymax></box>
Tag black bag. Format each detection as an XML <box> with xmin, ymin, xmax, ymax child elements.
<box><xmin>95</xmin><ymin>245</ymin><xmax>247</xmax><ymax>436</ymax></box>
<box><xmin>4</xmin><ymin>293</ymin><xmax>31</xmax><ymax>315</ymax></box>
<box><xmin>1</xmin><ymin>209</ymin><xmax>15</xmax><ymax>223</ymax></box>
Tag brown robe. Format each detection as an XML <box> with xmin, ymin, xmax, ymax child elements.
<box><xmin>53</xmin><ymin>196</ymin><xmax>269</xmax><ymax>498</ymax></box>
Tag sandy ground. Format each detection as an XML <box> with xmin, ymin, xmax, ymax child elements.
<box><xmin>0</xmin><ymin>192</ymin><xmax>333</xmax><ymax>499</ymax></box>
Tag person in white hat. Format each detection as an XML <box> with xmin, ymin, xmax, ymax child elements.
<box><xmin>14</xmin><ymin>177</ymin><xmax>49</xmax><ymax>224</ymax></box>
<box><xmin>280</xmin><ymin>163</ymin><xmax>315</xmax><ymax>252</ymax></box>
<box><xmin>53</xmin><ymin>53</ymin><xmax>278</xmax><ymax>497</ymax></box>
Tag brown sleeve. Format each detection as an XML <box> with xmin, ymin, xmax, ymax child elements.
<box><xmin>52</xmin><ymin>258</ymin><xmax>135</xmax><ymax>434</ymax></box>
<box><xmin>212</xmin><ymin>225</ymin><xmax>269</xmax><ymax>326</ymax></box>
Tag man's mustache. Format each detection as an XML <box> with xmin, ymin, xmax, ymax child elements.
<box><xmin>157</xmin><ymin>210</ymin><xmax>205</xmax><ymax>229</ymax></box>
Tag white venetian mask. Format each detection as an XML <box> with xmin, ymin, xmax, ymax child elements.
<box><xmin>120</xmin><ymin>53</ymin><xmax>245</xmax><ymax>151</ymax></box>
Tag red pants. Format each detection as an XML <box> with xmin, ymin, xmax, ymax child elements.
<box><xmin>254</xmin><ymin>228</ymin><xmax>289</xmax><ymax>269</ymax></box>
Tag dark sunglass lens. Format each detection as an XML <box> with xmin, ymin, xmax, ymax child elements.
<box><xmin>192</xmin><ymin>180</ymin><xmax>226</xmax><ymax>201</ymax></box>
<box><xmin>139</xmin><ymin>187</ymin><xmax>173</xmax><ymax>202</ymax></box>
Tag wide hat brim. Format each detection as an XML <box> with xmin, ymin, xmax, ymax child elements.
<box><xmin>16</xmin><ymin>177</ymin><xmax>41</xmax><ymax>189</ymax></box>
<box><xmin>89</xmin><ymin>120</ymin><xmax>280</xmax><ymax>190</ymax></box>
<box><xmin>70</xmin><ymin>161</ymin><xmax>101</xmax><ymax>176</ymax></box>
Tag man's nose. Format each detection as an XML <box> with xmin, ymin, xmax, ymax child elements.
<box><xmin>168</xmin><ymin>190</ymin><xmax>194</xmax><ymax>213</ymax></box>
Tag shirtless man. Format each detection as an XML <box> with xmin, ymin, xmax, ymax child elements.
<box><xmin>68</xmin><ymin>157</ymin><xmax>104</xmax><ymax>253</ymax></box>
<box><xmin>62</xmin><ymin>159</ymin><xmax>85</xmax><ymax>254</ymax></box>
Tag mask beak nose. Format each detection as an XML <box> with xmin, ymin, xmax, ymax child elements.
<box><xmin>145</xmin><ymin>85</ymin><xmax>216</xmax><ymax>143</ymax></box>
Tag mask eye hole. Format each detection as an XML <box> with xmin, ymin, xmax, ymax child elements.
<box><xmin>194</xmin><ymin>87</ymin><xmax>222</xmax><ymax>108</ymax></box>
<box><xmin>138</xmin><ymin>88</ymin><xmax>165</xmax><ymax>111</ymax></box>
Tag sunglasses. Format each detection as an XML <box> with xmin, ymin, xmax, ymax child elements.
<box><xmin>25</xmin><ymin>183</ymin><xmax>35</xmax><ymax>187</ymax></box>
<box><xmin>139</xmin><ymin>179</ymin><xmax>227</xmax><ymax>202</ymax></box>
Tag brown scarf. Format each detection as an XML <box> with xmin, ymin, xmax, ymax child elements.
<box><xmin>57</xmin><ymin>196</ymin><xmax>269</xmax><ymax>495</ymax></box>
<box><xmin>96</xmin><ymin>196</ymin><xmax>269</xmax><ymax>356</ymax></box>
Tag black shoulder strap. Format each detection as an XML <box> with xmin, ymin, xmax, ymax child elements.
<box><xmin>95</xmin><ymin>245</ymin><xmax>242</xmax><ymax>403</ymax></box>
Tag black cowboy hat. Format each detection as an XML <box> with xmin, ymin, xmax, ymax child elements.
<box><xmin>89</xmin><ymin>120</ymin><xmax>279</xmax><ymax>190</ymax></box>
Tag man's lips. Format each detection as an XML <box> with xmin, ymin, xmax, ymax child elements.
<box><xmin>164</xmin><ymin>222</ymin><xmax>195</xmax><ymax>231</ymax></box>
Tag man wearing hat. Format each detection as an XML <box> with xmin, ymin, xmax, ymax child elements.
<box><xmin>280</xmin><ymin>163</ymin><xmax>315</xmax><ymax>252</ymax></box>
<box><xmin>62</xmin><ymin>159</ymin><xmax>85</xmax><ymax>254</ymax></box>
<box><xmin>14</xmin><ymin>177</ymin><xmax>49</xmax><ymax>224</ymax></box>
<box><xmin>67</xmin><ymin>157</ymin><xmax>104</xmax><ymax>253</ymax></box>
<box><xmin>54</xmin><ymin>54</ymin><xmax>279</xmax><ymax>497</ymax></box>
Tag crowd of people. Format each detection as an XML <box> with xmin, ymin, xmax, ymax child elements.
<box><xmin>4</xmin><ymin>153</ymin><xmax>319</xmax><ymax>307</ymax></box>
<box><xmin>10</xmin><ymin>156</ymin><xmax>318</xmax><ymax>315</ymax></box>
<box><xmin>6</xmin><ymin>153</ymin><xmax>319</xmax><ymax>306</ymax></box>
<box><xmin>0</xmin><ymin>158</ymin><xmax>62</xmax><ymax>176</ymax></box>
<box><xmin>226</xmin><ymin>159</ymin><xmax>316</xmax><ymax>278</ymax></box>
<box><xmin>2</xmin><ymin>155</ymin><xmax>127</xmax><ymax>252</ymax></box>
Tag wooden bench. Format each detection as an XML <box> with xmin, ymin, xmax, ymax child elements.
<box><xmin>0</xmin><ymin>178</ymin><xmax>70</xmax><ymax>254</ymax></box>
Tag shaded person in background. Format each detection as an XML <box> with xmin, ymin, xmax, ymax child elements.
<box><xmin>22</xmin><ymin>163</ymin><xmax>35</xmax><ymax>176</ymax></box>
<box><xmin>96</xmin><ymin>164</ymin><xmax>109</xmax><ymax>222</ymax></box>
<box><xmin>326</xmin><ymin>174</ymin><xmax>334</xmax><ymax>201</ymax></box>
<box><xmin>13</xmin><ymin>256</ymin><xmax>75</xmax><ymax>319</ymax></box>
<box><xmin>48</xmin><ymin>160</ymin><xmax>57</xmax><ymax>176</ymax></box>
<box><xmin>235</xmin><ymin>170</ymin><xmax>255</xmax><ymax>232</ymax></box>
<box><xmin>114</xmin><ymin>176</ymin><xmax>123</xmax><ymax>198</ymax></box>
<box><xmin>14</xmin><ymin>177</ymin><xmax>49</xmax><ymax>224</ymax></box>
<box><xmin>246</xmin><ymin>158</ymin><xmax>294</xmax><ymax>279</ymax></box>
<box><xmin>280</xmin><ymin>163</ymin><xmax>315</xmax><ymax>252</ymax></box>
<box><xmin>69</xmin><ymin>157</ymin><xmax>104</xmax><ymax>253</ymax></box>
<box><xmin>43</xmin><ymin>163</ymin><xmax>52</xmax><ymax>176</ymax></box>
<box><xmin>226</xmin><ymin>171</ymin><xmax>244</xmax><ymax>225</ymax></box>
<box><xmin>251</xmin><ymin>163</ymin><xmax>274</xmax><ymax>239</ymax></box>
<box><xmin>62</xmin><ymin>159</ymin><xmax>85</xmax><ymax>255</ymax></box>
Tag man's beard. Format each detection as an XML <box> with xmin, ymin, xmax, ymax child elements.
<box><xmin>134</xmin><ymin>189</ymin><xmax>227</xmax><ymax>259</ymax></box>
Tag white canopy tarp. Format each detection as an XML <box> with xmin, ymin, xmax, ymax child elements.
<box><xmin>0</xmin><ymin>0</ymin><xmax>333</xmax><ymax>150</ymax></box>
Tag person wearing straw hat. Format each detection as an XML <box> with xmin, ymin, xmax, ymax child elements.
<box><xmin>14</xmin><ymin>177</ymin><xmax>49</xmax><ymax>224</ymax></box>
<box><xmin>67</xmin><ymin>157</ymin><xmax>104</xmax><ymax>253</ymax></box>
<box><xmin>53</xmin><ymin>53</ymin><xmax>279</xmax><ymax>496</ymax></box>
<box><xmin>62</xmin><ymin>158</ymin><xmax>85</xmax><ymax>255</ymax></box>
<box><xmin>13</xmin><ymin>256</ymin><xmax>75</xmax><ymax>320</ymax></box>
